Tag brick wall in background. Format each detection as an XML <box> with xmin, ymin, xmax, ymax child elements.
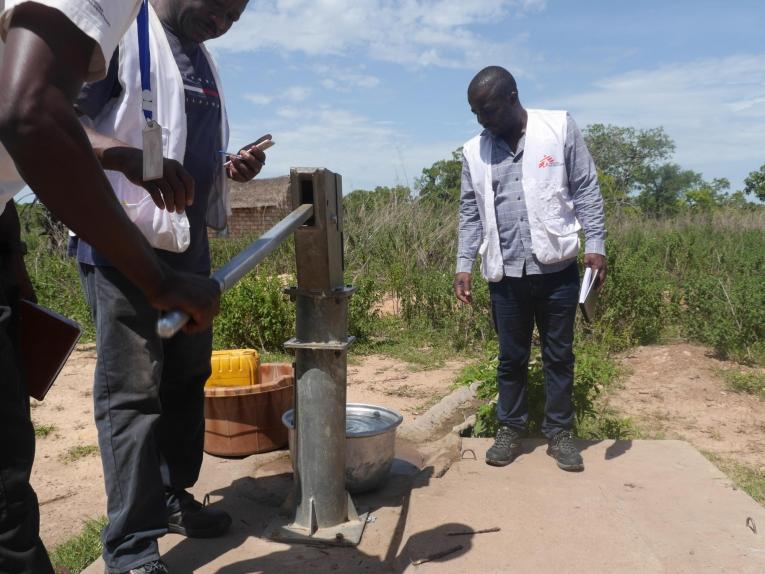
<box><xmin>208</xmin><ymin>206</ymin><xmax>292</xmax><ymax>239</ymax></box>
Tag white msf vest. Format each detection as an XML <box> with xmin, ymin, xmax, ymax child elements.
<box><xmin>81</xmin><ymin>4</ymin><xmax>231</xmax><ymax>233</ymax></box>
<box><xmin>462</xmin><ymin>108</ymin><xmax>581</xmax><ymax>281</ymax></box>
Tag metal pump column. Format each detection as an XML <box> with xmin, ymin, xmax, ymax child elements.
<box><xmin>266</xmin><ymin>168</ymin><xmax>367</xmax><ymax>545</ymax></box>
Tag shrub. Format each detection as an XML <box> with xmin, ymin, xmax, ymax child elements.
<box><xmin>601</xmin><ymin>211</ymin><xmax>765</xmax><ymax>362</ymax></box>
<box><xmin>596</xmin><ymin>232</ymin><xmax>672</xmax><ymax>350</ymax></box>
<box><xmin>347</xmin><ymin>274</ymin><xmax>382</xmax><ymax>342</ymax></box>
<box><xmin>213</xmin><ymin>272</ymin><xmax>295</xmax><ymax>351</ymax></box>
<box><xmin>459</xmin><ymin>340</ymin><xmax>620</xmax><ymax>438</ymax></box>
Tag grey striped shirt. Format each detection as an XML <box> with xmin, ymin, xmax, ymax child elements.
<box><xmin>457</xmin><ymin>113</ymin><xmax>606</xmax><ymax>277</ymax></box>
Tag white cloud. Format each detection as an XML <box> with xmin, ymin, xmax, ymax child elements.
<box><xmin>244</xmin><ymin>93</ymin><xmax>273</xmax><ymax>105</ymax></box>
<box><xmin>244</xmin><ymin>86</ymin><xmax>312</xmax><ymax>106</ymax></box>
<box><xmin>318</xmin><ymin>65</ymin><xmax>381</xmax><ymax>91</ymax></box>
<box><xmin>283</xmin><ymin>86</ymin><xmax>312</xmax><ymax>102</ymax></box>
<box><xmin>210</xmin><ymin>0</ymin><xmax>545</xmax><ymax>69</ymax></box>
<box><xmin>275</xmin><ymin>107</ymin><xmax>301</xmax><ymax>119</ymax></box>
<box><xmin>726</xmin><ymin>95</ymin><xmax>765</xmax><ymax>113</ymax></box>
<box><xmin>556</xmin><ymin>54</ymin><xmax>765</xmax><ymax>187</ymax></box>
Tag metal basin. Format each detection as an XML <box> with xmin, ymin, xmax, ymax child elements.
<box><xmin>282</xmin><ymin>403</ymin><xmax>403</xmax><ymax>493</ymax></box>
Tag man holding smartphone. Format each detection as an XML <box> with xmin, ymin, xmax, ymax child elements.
<box><xmin>72</xmin><ymin>1</ymin><xmax>267</xmax><ymax>572</ymax></box>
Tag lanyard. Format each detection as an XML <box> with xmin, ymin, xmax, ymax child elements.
<box><xmin>137</xmin><ymin>0</ymin><xmax>163</xmax><ymax>181</ymax></box>
<box><xmin>137</xmin><ymin>0</ymin><xmax>153</xmax><ymax>122</ymax></box>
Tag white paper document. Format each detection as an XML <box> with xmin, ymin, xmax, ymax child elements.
<box><xmin>578</xmin><ymin>267</ymin><xmax>599</xmax><ymax>322</ymax></box>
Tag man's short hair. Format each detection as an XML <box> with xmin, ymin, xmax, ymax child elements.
<box><xmin>468</xmin><ymin>66</ymin><xmax>517</xmax><ymax>99</ymax></box>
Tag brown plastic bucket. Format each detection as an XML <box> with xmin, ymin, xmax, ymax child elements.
<box><xmin>203</xmin><ymin>363</ymin><xmax>293</xmax><ymax>457</ymax></box>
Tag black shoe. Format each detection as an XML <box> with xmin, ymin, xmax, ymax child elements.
<box><xmin>119</xmin><ymin>560</ymin><xmax>169</xmax><ymax>574</ymax></box>
<box><xmin>547</xmin><ymin>430</ymin><xmax>584</xmax><ymax>471</ymax></box>
<box><xmin>485</xmin><ymin>425</ymin><xmax>523</xmax><ymax>466</ymax></box>
<box><xmin>167</xmin><ymin>491</ymin><xmax>232</xmax><ymax>538</ymax></box>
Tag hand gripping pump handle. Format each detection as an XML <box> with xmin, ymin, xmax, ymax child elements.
<box><xmin>156</xmin><ymin>203</ymin><xmax>314</xmax><ymax>338</ymax></box>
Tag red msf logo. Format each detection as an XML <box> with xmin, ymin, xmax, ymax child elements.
<box><xmin>538</xmin><ymin>155</ymin><xmax>557</xmax><ymax>168</ymax></box>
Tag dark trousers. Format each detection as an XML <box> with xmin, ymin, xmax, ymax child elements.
<box><xmin>0</xmin><ymin>253</ymin><xmax>54</xmax><ymax>574</ymax></box>
<box><xmin>79</xmin><ymin>264</ymin><xmax>212</xmax><ymax>574</ymax></box>
<box><xmin>489</xmin><ymin>262</ymin><xmax>579</xmax><ymax>439</ymax></box>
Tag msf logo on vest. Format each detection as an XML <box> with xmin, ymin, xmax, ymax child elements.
<box><xmin>538</xmin><ymin>155</ymin><xmax>563</xmax><ymax>169</ymax></box>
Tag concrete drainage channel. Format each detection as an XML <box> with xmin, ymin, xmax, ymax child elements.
<box><xmin>397</xmin><ymin>382</ymin><xmax>481</xmax><ymax>444</ymax></box>
<box><xmin>396</xmin><ymin>382</ymin><xmax>482</xmax><ymax>477</ymax></box>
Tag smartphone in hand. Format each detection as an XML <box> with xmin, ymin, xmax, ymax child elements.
<box><xmin>224</xmin><ymin>137</ymin><xmax>274</xmax><ymax>166</ymax></box>
<box><xmin>250</xmin><ymin>139</ymin><xmax>274</xmax><ymax>152</ymax></box>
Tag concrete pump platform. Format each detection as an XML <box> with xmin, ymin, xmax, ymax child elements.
<box><xmin>83</xmin><ymin>439</ymin><xmax>765</xmax><ymax>573</ymax></box>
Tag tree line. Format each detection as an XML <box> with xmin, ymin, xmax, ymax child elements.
<box><xmin>347</xmin><ymin>124</ymin><xmax>765</xmax><ymax>217</ymax></box>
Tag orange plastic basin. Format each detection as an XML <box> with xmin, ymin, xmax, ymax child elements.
<box><xmin>203</xmin><ymin>363</ymin><xmax>293</xmax><ymax>457</ymax></box>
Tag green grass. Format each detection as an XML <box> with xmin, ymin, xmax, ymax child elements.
<box><xmin>50</xmin><ymin>516</ymin><xmax>106</xmax><ymax>574</ymax></box>
<box><xmin>457</xmin><ymin>339</ymin><xmax>625</xmax><ymax>439</ymax></box>
<box><xmin>703</xmin><ymin>452</ymin><xmax>765</xmax><ymax>506</ymax></box>
<box><xmin>721</xmin><ymin>370</ymin><xmax>765</xmax><ymax>400</ymax></box>
<box><xmin>353</xmin><ymin>317</ymin><xmax>478</xmax><ymax>369</ymax></box>
<box><xmin>60</xmin><ymin>445</ymin><xmax>99</xmax><ymax>464</ymax></box>
<box><xmin>577</xmin><ymin>410</ymin><xmax>638</xmax><ymax>440</ymax></box>
<box><xmin>258</xmin><ymin>350</ymin><xmax>292</xmax><ymax>364</ymax></box>
<box><xmin>34</xmin><ymin>424</ymin><xmax>56</xmax><ymax>438</ymax></box>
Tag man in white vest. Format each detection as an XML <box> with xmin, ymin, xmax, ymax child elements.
<box><xmin>72</xmin><ymin>1</ymin><xmax>263</xmax><ymax>573</ymax></box>
<box><xmin>455</xmin><ymin>66</ymin><xmax>607</xmax><ymax>472</ymax></box>
<box><xmin>0</xmin><ymin>2</ymin><xmax>221</xmax><ymax>573</ymax></box>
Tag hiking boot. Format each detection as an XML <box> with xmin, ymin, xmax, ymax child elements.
<box><xmin>485</xmin><ymin>425</ymin><xmax>523</xmax><ymax>466</ymax></box>
<box><xmin>547</xmin><ymin>430</ymin><xmax>584</xmax><ymax>471</ymax></box>
<box><xmin>119</xmin><ymin>560</ymin><xmax>169</xmax><ymax>574</ymax></box>
<box><xmin>167</xmin><ymin>490</ymin><xmax>231</xmax><ymax>538</ymax></box>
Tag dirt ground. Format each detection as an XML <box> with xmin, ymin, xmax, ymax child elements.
<box><xmin>30</xmin><ymin>342</ymin><xmax>765</xmax><ymax>551</ymax></box>
<box><xmin>606</xmin><ymin>343</ymin><xmax>765</xmax><ymax>470</ymax></box>
<box><xmin>29</xmin><ymin>348</ymin><xmax>465</xmax><ymax>550</ymax></box>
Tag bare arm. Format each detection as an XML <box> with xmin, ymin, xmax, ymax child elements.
<box><xmin>82</xmin><ymin>125</ymin><xmax>195</xmax><ymax>214</ymax></box>
<box><xmin>0</xmin><ymin>5</ymin><xmax>165</xmax><ymax>297</ymax></box>
<box><xmin>0</xmin><ymin>4</ymin><xmax>218</xmax><ymax>328</ymax></box>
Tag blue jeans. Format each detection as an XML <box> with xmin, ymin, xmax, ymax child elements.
<box><xmin>489</xmin><ymin>262</ymin><xmax>579</xmax><ymax>439</ymax></box>
<box><xmin>0</xmin><ymin>252</ymin><xmax>54</xmax><ymax>574</ymax></box>
<box><xmin>80</xmin><ymin>264</ymin><xmax>212</xmax><ymax>573</ymax></box>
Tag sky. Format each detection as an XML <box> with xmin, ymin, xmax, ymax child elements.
<box><xmin>205</xmin><ymin>0</ymin><xmax>764</xmax><ymax>195</ymax></box>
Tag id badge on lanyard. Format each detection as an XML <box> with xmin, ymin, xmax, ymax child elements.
<box><xmin>138</xmin><ymin>0</ymin><xmax>164</xmax><ymax>181</ymax></box>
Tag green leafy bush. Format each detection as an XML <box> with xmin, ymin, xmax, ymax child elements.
<box><xmin>459</xmin><ymin>340</ymin><xmax>620</xmax><ymax>438</ymax></box>
<box><xmin>591</xmin><ymin>212</ymin><xmax>765</xmax><ymax>363</ymax></box>
<box><xmin>347</xmin><ymin>274</ymin><xmax>382</xmax><ymax>342</ymax></box>
<box><xmin>213</xmin><ymin>272</ymin><xmax>295</xmax><ymax>351</ymax></box>
<box><xmin>597</xmin><ymin>231</ymin><xmax>673</xmax><ymax>350</ymax></box>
